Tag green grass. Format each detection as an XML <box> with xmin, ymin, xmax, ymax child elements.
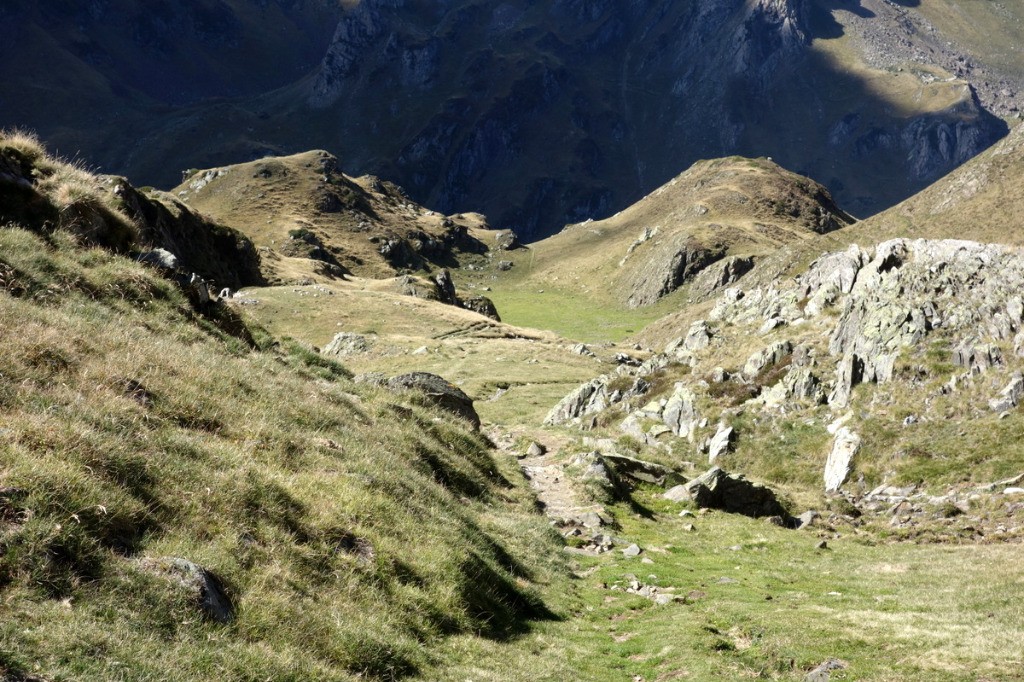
<box><xmin>0</xmin><ymin>224</ymin><xmax>564</xmax><ymax>680</ymax></box>
<box><xmin>483</xmin><ymin>287</ymin><xmax>669</xmax><ymax>343</ymax></box>
<box><xmin>419</xmin><ymin>495</ymin><xmax>1024</xmax><ymax>681</ymax></box>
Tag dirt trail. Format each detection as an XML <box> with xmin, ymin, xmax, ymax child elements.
<box><xmin>488</xmin><ymin>426</ymin><xmax>606</xmax><ymax>530</ymax></box>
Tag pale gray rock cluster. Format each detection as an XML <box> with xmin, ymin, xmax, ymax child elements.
<box><xmin>548</xmin><ymin>238</ymin><xmax>1024</xmax><ymax>492</ymax></box>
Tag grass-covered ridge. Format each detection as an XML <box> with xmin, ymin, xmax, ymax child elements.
<box><xmin>0</xmin><ymin>204</ymin><xmax>561</xmax><ymax>677</ymax></box>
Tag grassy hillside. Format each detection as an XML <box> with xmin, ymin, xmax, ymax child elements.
<box><xmin>171</xmin><ymin>151</ymin><xmax>493</xmax><ymax>284</ymax></box>
<box><xmin>0</xmin><ymin>135</ymin><xmax>563</xmax><ymax>680</ymax></box>
<box><xmin>460</xmin><ymin>157</ymin><xmax>852</xmax><ymax>335</ymax></box>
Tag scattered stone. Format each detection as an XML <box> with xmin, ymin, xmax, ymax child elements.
<box><xmin>570</xmin><ymin>343</ymin><xmax>596</xmax><ymax>357</ymax></box>
<box><xmin>796</xmin><ymin>510</ymin><xmax>820</xmax><ymax>529</ymax></box>
<box><xmin>497</xmin><ymin>260</ymin><xmax>514</xmax><ymax>271</ymax></box>
<box><xmin>815</xmin><ymin>540</ymin><xmax>829</xmax><ymax>550</ymax></box>
<box><xmin>526</xmin><ymin>442</ymin><xmax>546</xmax><ymax>457</ymax></box>
<box><xmin>622</xmin><ymin>544</ymin><xmax>643</xmax><ymax>557</ymax></box>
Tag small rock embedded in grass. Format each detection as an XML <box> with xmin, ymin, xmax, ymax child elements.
<box><xmin>805</xmin><ymin>658</ymin><xmax>847</xmax><ymax>682</ymax></box>
<box><xmin>816</xmin><ymin>540</ymin><xmax>829</xmax><ymax>550</ymax></box>
<box><xmin>622</xmin><ymin>543</ymin><xmax>642</xmax><ymax>557</ymax></box>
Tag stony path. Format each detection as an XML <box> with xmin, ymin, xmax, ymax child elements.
<box><xmin>487</xmin><ymin>426</ymin><xmax>606</xmax><ymax>531</ymax></box>
<box><xmin>520</xmin><ymin>448</ymin><xmax>606</xmax><ymax>529</ymax></box>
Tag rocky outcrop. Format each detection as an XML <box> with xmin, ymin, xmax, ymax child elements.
<box><xmin>110</xmin><ymin>179</ymin><xmax>264</xmax><ymax>290</ymax></box>
<box><xmin>544</xmin><ymin>378</ymin><xmax>611</xmax><ymax>427</ymax></box>
<box><xmin>664</xmin><ymin>467</ymin><xmax>788</xmax><ymax>519</ymax></box>
<box><xmin>990</xmin><ymin>372</ymin><xmax>1024</xmax><ymax>413</ymax></box>
<box><xmin>623</xmin><ymin>235</ymin><xmax>726</xmax><ymax>308</ymax></box>
<box><xmin>743</xmin><ymin>340</ymin><xmax>793</xmax><ymax>378</ymax></box>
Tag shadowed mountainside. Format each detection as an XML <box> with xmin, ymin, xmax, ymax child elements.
<box><xmin>0</xmin><ymin>0</ymin><xmax>1018</xmax><ymax>239</ymax></box>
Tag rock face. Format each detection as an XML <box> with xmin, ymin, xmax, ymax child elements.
<box><xmin>623</xmin><ymin>236</ymin><xmax>726</xmax><ymax>308</ymax></box>
<box><xmin>669</xmin><ymin>467</ymin><xmax>788</xmax><ymax>519</ymax></box>
<box><xmin>386</xmin><ymin>372</ymin><xmax>480</xmax><ymax>427</ymax></box>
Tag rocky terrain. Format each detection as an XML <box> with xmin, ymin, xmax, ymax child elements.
<box><xmin>2</xmin><ymin>0</ymin><xmax>1022</xmax><ymax>238</ymax></box>
<box><xmin>3</xmin><ymin>117</ymin><xmax>1024</xmax><ymax>680</ymax></box>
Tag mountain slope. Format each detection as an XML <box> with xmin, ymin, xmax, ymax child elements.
<box><xmin>466</xmin><ymin>156</ymin><xmax>853</xmax><ymax>334</ymax></box>
<box><xmin>1</xmin><ymin>0</ymin><xmax>1019</xmax><ymax>238</ymax></box>
<box><xmin>0</xmin><ymin>128</ymin><xmax>559</xmax><ymax>682</ymax></box>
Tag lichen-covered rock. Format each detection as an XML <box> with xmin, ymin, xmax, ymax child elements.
<box><xmin>544</xmin><ymin>378</ymin><xmax>610</xmax><ymax>426</ymax></box>
<box><xmin>743</xmin><ymin>340</ymin><xmax>793</xmax><ymax>378</ymax></box>
<box><xmin>662</xmin><ymin>383</ymin><xmax>701</xmax><ymax>440</ymax></box>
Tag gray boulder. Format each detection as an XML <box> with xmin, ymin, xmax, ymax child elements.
<box><xmin>386</xmin><ymin>372</ymin><xmax>480</xmax><ymax>428</ymax></box>
<box><xmin>322</xmin><ymin>332</ymin><xmax>371</xmax><ymax>357</ymax></box>
<box><xmin>545</xmin><ymin>378</ymin><xmax>610</xmax><ymax>426</ymax></box>
<box><xmin>990</xmin><ymin>372</ymin><xmax>1024</xmax><ymax>412</ymax></box>
<box><xmin>138</xmin><ymin>248</ymin><xmax>180</xmax><ymax>271</ymax></box>
<box><xmin>707</xmin><ymin>423</ymin><xmax>735</xmax><ymax>463</ymax></box>
<box><xmin>663</xmin><ymin>383</ymin><xmax>701</xmax><ymax>439</ymax></box>
<box><xmin>824</xmin><ymin>427</ymin><xmax>861</xmax><ymax>492</ymax></box>
<box><xmin>671</xmin><ymin>466</ymin><xmax>788</xmax><ymax>518</ymax></box>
